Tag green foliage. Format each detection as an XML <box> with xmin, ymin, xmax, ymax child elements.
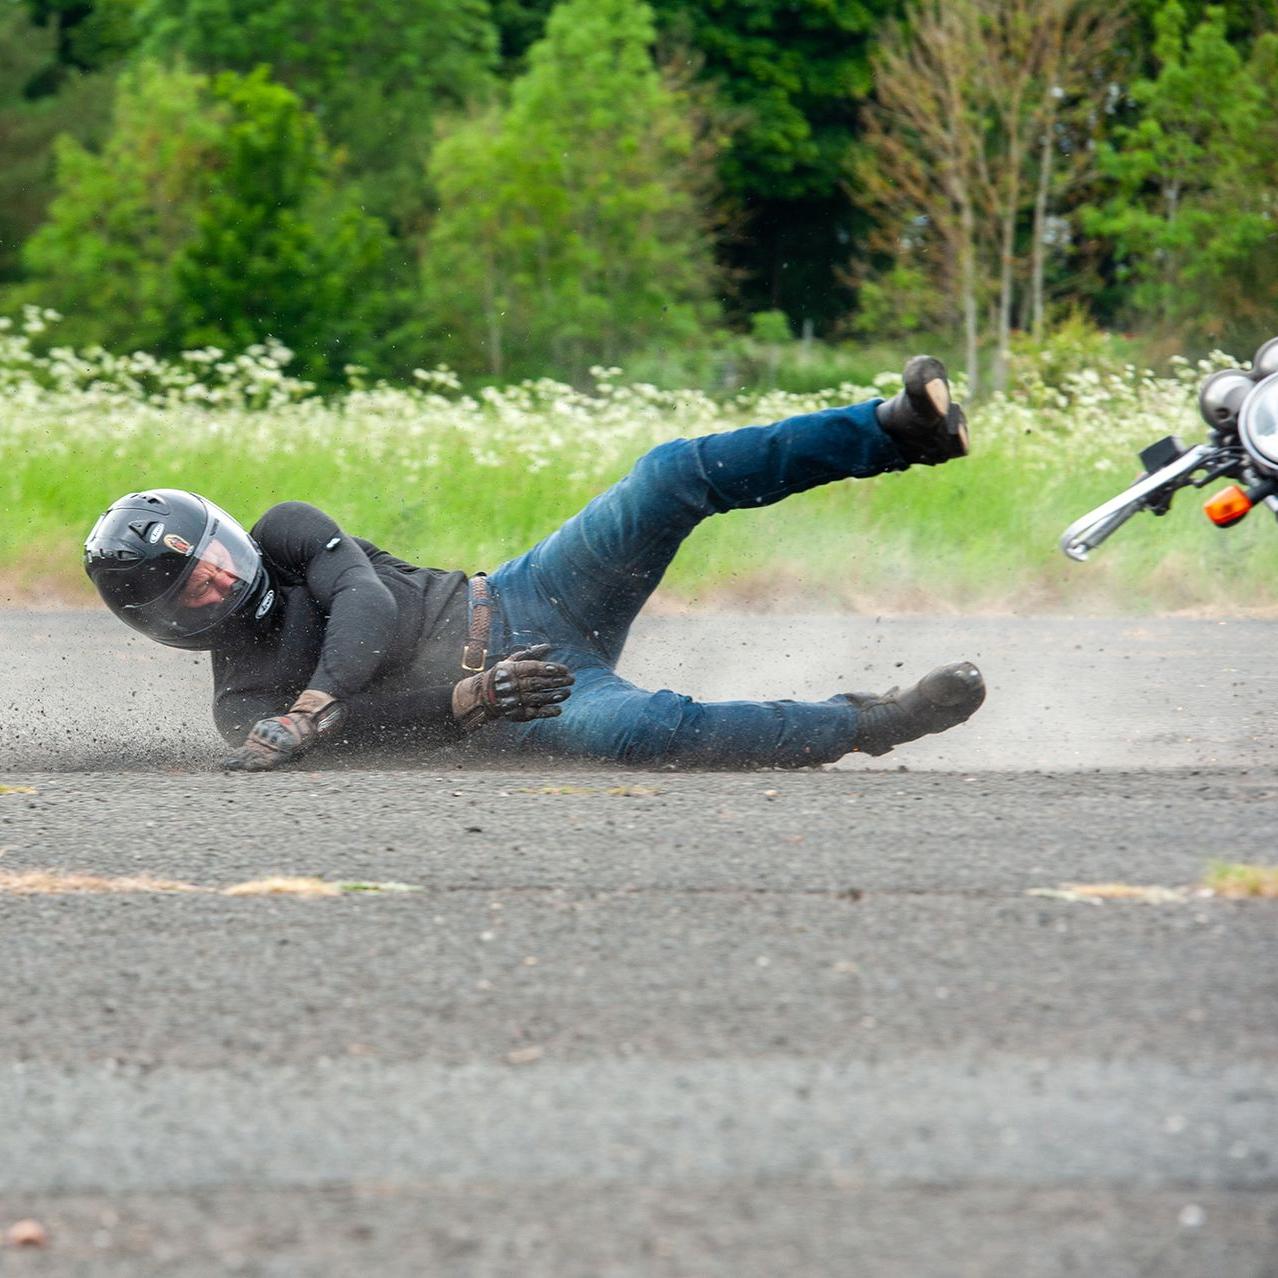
<box><xmin>655</xmin><ymin>0</ymin><xmax>904</xmax><ymax>328</ymax></box>
<box><xmin>174</xmin><ymin>69</ymin><xmax>391</xmax><ymax>379</ymax></box>
<box><xmin>17</xmin><ymin>60</ymin><xmax>225</xmax><ymax>351</ymax></box>
<box><xmin>1128</xmin><ymin>0</ymin><xmax>1277</xmax><ymax>61</ymax></box>
<box><xmin>6</xmin><ymin>0</ymin><xmax>1275</xmax><ymax>380</ymax></box>
<box><xmin>16</xmin><ymin>61</ymin><xmax>391</xmax><ymax>379</ymax></box>
<box><xmin>21</xmin><ymin>0</ymin><xmax>140</xmax><ymax>95</ymax></box>
<box><xmin>134</xmin><ymin>0</ymin><xmax>497</xmax><ymax>229</ymax></box>
<box><xmin>490</xmin><ymin>0</ymin><xmax>900</xmax><ymax>330</ymax></box>
<box><xmin>1084</xmin><ymin>2</ymin><xmax>1278</xmax><ymax>348</ymax></box>
<box><xmin>491</xmin><ymin>0</ymin><xmax>555</xmax><ymax>67</ymax></box>
<box><xmin>749</xmin><ymin>310</ymin><xmax>791</xmax><ymax>345</ymax></box>
<box><xmin>609</xmin><ymin>333</ymin><xmax>949</xmax><ymax>395</ymax></box>
<box><xmin>654</xmin><ymin>0</ymin><xmax>894</xmax><ymax>204</ymax></box>
<box><xmin>848</xmin><ymin>263</ymin><xmax>949</xmax><ymax>342</ymax></box>
<box><xmin>0</xmin><ymin>5</ymin><xmax>116</xmax><ymax>281</ymax></box>
<box><xmin>490</xmin><ymin>0</ymin><xmax>889</xmax><ymax>199</ymax></box>
<box><xmin>1005</xmin><ymin>314</ymin><xmax>1142</xmax><ymax>406</ymax></box>
<box><xmin>422</xmin><ymin>0</ymin><xmax>719</xmax><ymax>380</ymax></box>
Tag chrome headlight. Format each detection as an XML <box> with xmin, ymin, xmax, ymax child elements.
<box><xmin>1237</xmin><ymin>373</ymin><xmax>1278</xmax><ymax>472</ymax></box>
<box><xmin>1252</xmin><ymin>336</ymin><xmax>1278</xmax><ymax>380</ymax></box>
<box><xmin>1198</xmin><ymin>369</ymin><xmax>1254</xmax><ymax>429</ymax></box>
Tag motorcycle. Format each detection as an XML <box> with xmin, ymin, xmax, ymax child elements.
<box><xmin>1061</xmin><ymin>337</ymin><xmax>1278</xmax><ymax>561</ymax></box>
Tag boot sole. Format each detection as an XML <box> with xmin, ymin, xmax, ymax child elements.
<box><xmin>905</xmin><ymin>356</ymin><xmax>969</xmax><ymax>461</ymax></box>
<box><xmin>923</xmin><ymin>376</ymin><xmax>950</xmax><ymax>417</ymax></box>
<box><xmin>917</xmin><ymin>661</ymin><xmax>984</xmax><ymax>710</ymax></box>
<box><xmin>946</xmin><ymin>403</ymin><xmax>970</xmax><ymax>458</ymax></box>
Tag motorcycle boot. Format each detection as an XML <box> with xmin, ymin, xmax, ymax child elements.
<box><xmin>875</xmin><ymin>355</ymin><xmax>969</xmax><ymax>465</ymax></box>
<box><xmin>842</xmin><ymin>661</ymin><xmax>985</xmax><ymax>756</ymax></box>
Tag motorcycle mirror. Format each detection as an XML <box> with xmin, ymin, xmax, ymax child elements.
<box><xmin>1198</xmin><ymin>369</ymin><xmax>1253</xmax><ymax>428</ymax></box>
<box><xmin>1252</xmin><ymin>337</ymin><xmax>1278</xmax><ymax>381</ymax></box>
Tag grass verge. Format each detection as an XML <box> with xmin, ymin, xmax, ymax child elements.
<box><xmin>5</xmin><ymin>336</ymin><xmax>1274</xmax><ymax>612</ymax></box>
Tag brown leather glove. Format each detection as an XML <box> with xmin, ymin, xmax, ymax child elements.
<box><xmin>451</xmin><ymin>645</ymin><xmax>574</xmax><ymax>732</ymax></box>
<box><xmin>221</xmin><ymin>690</ymin><xmax>347</xmax><ymax>772</ymax></box>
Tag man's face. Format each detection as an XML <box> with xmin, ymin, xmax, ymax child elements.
<box><xmin>178</xmin><ymin>538</ymin><xmax>242</xmax><ymax>610</ymax></box>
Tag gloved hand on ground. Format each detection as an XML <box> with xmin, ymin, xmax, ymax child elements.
<box><xmin>452</xmin><ymin>645</ymin><xmax>575</xmax><ymax>732</ymax></box>
<box><xmin>221</xmin><ymin>690</ymin><xmax>347</xmax><ymax>772</ymax></box>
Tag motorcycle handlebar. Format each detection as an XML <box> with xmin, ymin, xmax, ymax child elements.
<box><xmin>1059</xmin><ymin>444</ymin><xmax>1215</xmax><ymax>561</ymax></box>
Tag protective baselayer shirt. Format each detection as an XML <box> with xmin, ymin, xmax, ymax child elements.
<box><xmin>210</xmin><ymin>502</ymin><xmax>469</xmax><ymax>747</ymax></box>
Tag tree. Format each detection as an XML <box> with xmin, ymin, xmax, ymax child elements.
<box><xmin>972</xmin><ymin>0</ymin><xmax>1122</xmax><ymax>379</ymax></box>
<box><xmin>134</xmin><ymin>0</ymin><xmax>497</xmax><ymax>232</ymax></box>
<box><xmin>21</xmin><ymin>0</ymin><xmax>140</xmax><ymax>97</ymax></box>
<box><xmin>1230</xmin><ymin>30</ymin><xmax>1278</xmax><ymax>345</ymax></box>
<box><xmin>0</xmin><ymin>4</ymin><xmax>117</xmax><ymax>283</ymax></box>
<box><xmin>18</xmin><ymin>61</ymin><xmax>391</xmax><ymax>377</ymax></box>
<box><xmin>1083</xmin><ymin>2</ymin><xmax>1277</xmax><ymax>347</ymax></box>
<box><xmin>1127</xmin><ymin>0</ymin><xmax>1276</xmax><ymax>67</ymax></box>
<box><xmin>654</xmin><ymin>0</ymin><xmax>903</xmax><ymax>330</ymax></box>
<box><xmin>422</xmin><ymin>0</ymin><xmax>718</xmax><ymax>379</ymax></box>
<box><xmin>855</xmin><ymin>0</ymin><xmax>1121</xmax><ymax>392</ymax></box>
<box><xmin>17</xmin><ymin>60</ymin><xmax>227</xmax><ymax>351</ymax></box>
<box><xmin>174</xmin><ymin>68</ymin><xmax>391</xmax><ymax>378</ymax></box>
<box><xmin>855</xmin><ymin>2</ymin><xmax>984</xmax><ymax>385</ymax></box>
<box><xmin>491</xmin><ymin>0</ymin><xmax>903</xmax><ymax>333</ymax></box>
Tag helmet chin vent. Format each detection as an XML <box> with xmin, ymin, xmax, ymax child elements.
<box><xmin>88</xmin><ymin>546</ymin><xmax>143</xmax><ymax>564</ymax></box>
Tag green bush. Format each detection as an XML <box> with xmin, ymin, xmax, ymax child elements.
<box><xmin>13</xmin><ymin>61</ymin><xmax>392</xmax><ymax>384</ymax></box>
<box><xmin>420</xmin><ymin>0</ymin><xmax>718</xmax><ymax>381</ymax></box>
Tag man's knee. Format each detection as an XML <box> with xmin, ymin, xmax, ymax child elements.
<box><xmin>632</xmin><ymin>437</ymin><xmax>693</xmax><ymax>483</ymax></box>
<box><xmin>630</xmin><ymin>437</ymin><xmax>727</xmax><ymax>517</ymax></box>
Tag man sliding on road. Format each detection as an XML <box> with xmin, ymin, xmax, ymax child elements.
<box><xmin>83</xmin><ymin>356</ymin><xmax>986</xmax><ymax>772</ymax></box>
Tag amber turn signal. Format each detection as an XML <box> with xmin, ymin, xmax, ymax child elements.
<box><xmin>1203</xmin><ymin>485</ymin><xmax>1252</xmax><ymax>527</ymax></box>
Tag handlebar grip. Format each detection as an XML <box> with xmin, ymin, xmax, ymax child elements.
<box><xmin>1060</xmin><ymin>443</ymin><xmax>1215</xmax><ymax>562</ymax></box>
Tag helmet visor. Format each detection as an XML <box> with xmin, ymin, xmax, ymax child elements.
<box><xmin>120</xmin><ymin>502</ymin><xmax>261</xmax><ymax>645</ymax></box>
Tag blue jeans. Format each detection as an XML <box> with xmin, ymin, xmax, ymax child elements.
<box><xmin>480</xmin><ymin>400</ymin><xmax>903</xmax><ymax>767</ymax></box>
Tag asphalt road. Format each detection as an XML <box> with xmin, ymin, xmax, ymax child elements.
<box><xmin>1</xmin><ymin>612</ymin><xmax>1276</xmax><ymax>1276</ymax></box>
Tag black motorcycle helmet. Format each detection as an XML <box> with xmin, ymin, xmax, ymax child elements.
<box><xmin>84</xmin><ymin>489</ymin><xmax>274</xmax><ymax>650</ymax></box>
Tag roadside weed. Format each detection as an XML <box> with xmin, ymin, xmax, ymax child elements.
<box><xmin>1202</xmin><ymin>861</ymin><xmax>1278</xmax><ymax>898</ymax></box>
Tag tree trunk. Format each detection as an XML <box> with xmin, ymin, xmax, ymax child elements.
<box><xmin>992</xmin><ymin>132</ymin><xmax>1024</xmax><ymax>394</ymax></box>
<box><xmin>1030</xmin><ymin>119</ymin><xmax>1054</xmax><ymax>340</ymax></box>
<box><xmin>483</xmin><ymin>267</ymin><xmax>503</xmax><ymax>379</ymax></box>
<box><xmin>993</xmin><ymin>200</ymin><xmax>1017</xmax><ymax>393</ymax></box>
<box><xmin>958</xmin><ymin>183</ymin><xmax>981</xmax><ymax>396</ymax></box>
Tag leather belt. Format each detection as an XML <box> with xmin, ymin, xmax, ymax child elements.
<box><xmin>462</xmin><ymin>575</ymin><xmax>491</xmax><ymax>672</ymax></box>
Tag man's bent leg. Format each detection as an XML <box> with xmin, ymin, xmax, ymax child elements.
<box><xmin>489</xmin><ymin>402</ymin><xmax>906</xmax><ymax>666</ymax></box>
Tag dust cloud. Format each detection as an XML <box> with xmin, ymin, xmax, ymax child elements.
<box><xmin>618</xmin><ymin>612</ymin><xmax>1277</xmax><ymax>773</ymax></box>
<box><xmin>3</xmin><ymin>609</ymin><xmax>1273</xmax><ymax>774</ymax></box>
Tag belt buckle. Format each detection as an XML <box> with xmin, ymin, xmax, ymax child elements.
<box><xmin>461</xmin><ymin>642</ymin><xmax>487</xmax><ymax>673</ymax></box>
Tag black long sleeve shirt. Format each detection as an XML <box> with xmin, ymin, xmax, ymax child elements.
<box><xmin>210</xmin><ymin>502</ymin><xmax>469</xmax><ymax>747</ymax></box>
